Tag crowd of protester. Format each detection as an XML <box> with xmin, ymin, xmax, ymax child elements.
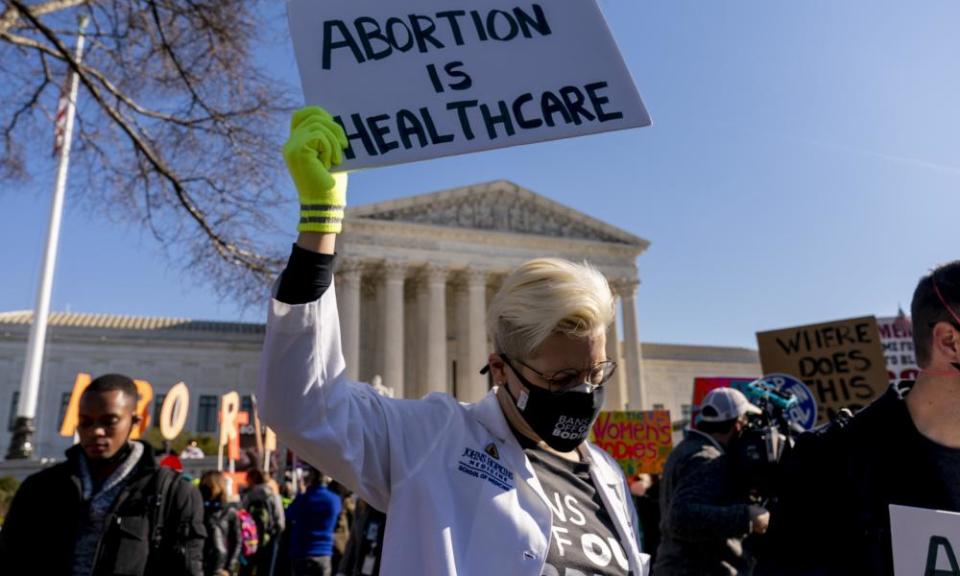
<box><xmin>0</xmin><ymin>373</ymin><xmax>372</xmax><ymax>576</ymax></box>
<box><xmin>0</xmin><ymin>98</ymin><xmax>957</xmax><ymax>576</ymax></box>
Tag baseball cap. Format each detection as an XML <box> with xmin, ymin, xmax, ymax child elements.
<box><xmin>699</xmin><ymin>387</ymin><xmax>762</xmax><ymax>422</ymax></box>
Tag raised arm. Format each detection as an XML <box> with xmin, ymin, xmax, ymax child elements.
<box><xmin>257</xmin><ymin>107</ymin><xmax>456</xmax><ymax>512</ymax></box>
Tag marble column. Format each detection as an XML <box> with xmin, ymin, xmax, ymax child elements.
<box><xmin>423</xmin><ymin>264</ymin><xmax>449</xmax><ymax>395</ymax></box>
<box><xmin>618</xmin><ymin>279</ymin><xmax>646</xmax><ymax>409</ymax></box>
<box><xmin>456</xmin><ymin>269</ymin><xmax>488</xmax><ymax>402</ymax></box>
<box><xmin>336</xmin><ymin>261</ymin><xmax>362</xmax><ymax>381</ymax></box>
<box><xmin>605</xmin><ymin>293</ymin><xmax>628</xmax><ymax>411</ymax></box>
<box><xmin>381</xmin><ymin>262</ymin><xmax>406</xmax><ymax>398</ymax></box>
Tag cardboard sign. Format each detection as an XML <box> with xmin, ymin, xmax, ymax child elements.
<box><xmin>287</xmin><ymin>0</ymin><xmax>650</xmax><ymax>171</ymax></box>
<box><xmin>890</xmin><ymin>505</ymin><xmax>960</xmax><ymax>575</ymax></box>
<box><xmin>877</xmin><ymin>316</ymin><xmax>920</xmax><ymax>387</ymax></box>
<box><xmin>757</xmin><ymin>316</ymin><xmax>888</xmax><ymax>427</ymax></box>
<box><xmin>590</xmin><ymin>410</ymin><xmax>673</xmax><ymax>475</ymax></box>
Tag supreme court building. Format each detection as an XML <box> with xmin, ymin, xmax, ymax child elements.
<box><xmin>0</xmin><ymin>181</ymin><xmax>761</xmax><ymax>459</ymax></box>
<box><xmin>336</xmin><ymin>180</ymin><xmax>651</xmax><ymax>409</ymax></box>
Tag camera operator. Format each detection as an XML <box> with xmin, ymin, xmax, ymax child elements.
<box><xmin>655</xmin><ymin>388</ymin><xmax>770</xmax><ymax>576</ymax></box>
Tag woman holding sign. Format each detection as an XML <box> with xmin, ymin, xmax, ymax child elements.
<box><xmin>257</xmin><ymin>107</ymin><xmax>649</xmax><ymax>576</ymax></box>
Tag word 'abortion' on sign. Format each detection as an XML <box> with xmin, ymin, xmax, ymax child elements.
<box><xmin>321</xmin><ymin>6</ymin><xmax>555</xmax><ymax>70</ymax></box>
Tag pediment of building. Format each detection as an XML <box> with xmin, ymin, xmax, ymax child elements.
<box><xmin>348</xmin><ymin>180</ymin><xmax>648</xmax><ymax>248</ymax></box>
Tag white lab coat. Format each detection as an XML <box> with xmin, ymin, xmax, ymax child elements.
<box><xmin>257</xmin><ymin>284</ymin><xmax>650</xmax><ymax>576</ymax></box>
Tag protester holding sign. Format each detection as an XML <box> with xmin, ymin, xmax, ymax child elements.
<box><xmin>257</xmin><ymin>107</ymin><xmax>649</xmax><ymax>575</ymax></box>
<box><xmin>655</xmin><ymin>387</ymin><xmax>769</xmax><ymax>576</ymax></box>
<box><xmin>767</xmin><ymin>261</ymin><xmax>960</xmax><ymax>575</ymax></box>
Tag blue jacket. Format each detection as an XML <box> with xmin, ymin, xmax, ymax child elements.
<box><xmin>287</xmin><ymin>484</ymin><xmax>342</xmax><ymax>559</ymax></box>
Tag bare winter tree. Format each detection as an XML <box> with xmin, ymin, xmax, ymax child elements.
<box><xmin>0</xmin><ymin>0</ymin><xmax>296</xmax><ymax>303</ymax></box>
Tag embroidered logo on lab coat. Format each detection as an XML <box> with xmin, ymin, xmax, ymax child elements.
<box><xmin>458</xmin><ymin>447</ymin><xmax>514</xmax><ymax>491</ymax></box>
<box><xmin>484</xmin><ymin>442</ymin><xmax>500</xmax><ymax>460</ymax></box>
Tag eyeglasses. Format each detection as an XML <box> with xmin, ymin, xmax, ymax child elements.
<box><xmin>500</xmin><ymin>353</ymin><xmax>617</xmax><ymax>394</ymax></box>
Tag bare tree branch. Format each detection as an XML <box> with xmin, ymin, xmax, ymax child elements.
<box><xmin>0</xmin><ymin>0</ymin><xmax>89</xmax><ymax>34</ymax></box>
<box><xmin>1</xmin><ymin>0</ymin><xmax>296</xmax><ymax>304</ymax></box>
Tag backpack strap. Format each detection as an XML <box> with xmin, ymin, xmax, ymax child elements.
<box><xmin>150</xmin><ymin>468</ymin><xmax>177</xmax><ymax>551</ymax></box>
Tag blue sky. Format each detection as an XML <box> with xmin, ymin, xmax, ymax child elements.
<box><xmin>1</xmin><ymin>1</ymin><xmax>956</xmax><ymax>349</ymax></box>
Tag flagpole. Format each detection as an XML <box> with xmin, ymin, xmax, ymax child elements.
<box><xmin>7</xmin><ymin>14</ymin><xmax>90</xmax><ymax>460</ymax></box>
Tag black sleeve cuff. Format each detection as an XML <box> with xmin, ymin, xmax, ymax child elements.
<box><xmin>275</xmin><ymin>244</ymin><xmax>337</xmax><ymax>305</ymax></box>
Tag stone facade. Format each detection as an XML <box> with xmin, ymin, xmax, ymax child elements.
<box><xmin>337</xmin><ymin>180</ymin><xmax>651</xmax><ymax>409</ymax></box>
<box><xmin>641</xmin><ymin>343</ymin><xmax>762</xmax><ymax>427</ymax></box>
<box><xmin>0</xmin><ymin>312</ymin><xmax>262</xmax><ymax>459</ymax></box>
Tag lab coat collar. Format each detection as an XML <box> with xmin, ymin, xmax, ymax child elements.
<box><xmin>469</xmin><ymin>388</ymin><xmax>646</xmax><ymax>574</ymax></box>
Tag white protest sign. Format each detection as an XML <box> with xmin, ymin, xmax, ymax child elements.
<box><xmin>878</xmin><ymin>316</ymin><xmax>920</xmax><ymax>387</ymax></box>
<box><xmin>287</xmin><ymin>0</ymin><xmax>650</xmax><ymax>171</ymax></box>
<box><xmin>890</xmin><ymin>504</ymin><xmax>960</xmax><ymax>575</ymax></box>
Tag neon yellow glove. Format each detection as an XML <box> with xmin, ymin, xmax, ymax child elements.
<box><xmin>283</xmin><ymin>106</ymin><xmax>349</xmax><ymax>234</ymax></box>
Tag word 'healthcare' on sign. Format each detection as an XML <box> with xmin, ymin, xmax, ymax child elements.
<box><xmin>287</xmin><ymin>0</ymin><xmax>650</xmax><ymax>171</ymax></box>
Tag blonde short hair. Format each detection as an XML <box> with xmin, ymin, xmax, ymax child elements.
<box><xmin>487</xmin><ymin>258</ymin><xmax>614</xmax><ymax>360</ymax></box>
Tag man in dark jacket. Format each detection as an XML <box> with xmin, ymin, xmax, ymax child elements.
<box><xmin>767</xmin><ymin>261</ymin><xmax>960</xmax><ymax>575</ymax></box>
<box><xmin>336</xmin><ymin>499</ymin><xmax>386</xmax><ymax>576</ymax></box>
<box><xmin>655</xmin><ymin>387</ymin><xmax>770</xmax><ymax>576</ymax></box>
<box><xmin>0</xmin><ymin>373</ymin><xmax>205</xmax><ymax>575</ymax></box>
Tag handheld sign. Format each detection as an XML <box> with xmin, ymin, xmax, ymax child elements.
<box><xmin>761</xmin><ymin>373</ymin><xmax>818</xmax><ymax>431</ymax></box>
<box><xmin>757</xmin><ymin>316</ymin><xmax>888</xmax><ymax>427</ymax></box>
<box><xmin>890</xmin><ymin>505</ymin><xmax>960</xmax><ymax>576</ymax></box>
<box><xmin>287</xmin><ymin>0</ymin><xmax>650</xmax><ymax>171</ymax></box>
<box><xmin>591</xmin><ymin>410</ymin><xmax>673</xmax><ymax>476</ymax></box>
<box><xmin>159</xmin><ymin>382</ymin><xmax>190</xmax><ymax>441</ymax></box>
<box><xmin>218</xmin><ymin>392</ymin><xmax>240</xmax><ymax>471</ymax></box>
<box><xmin>877</xmin><ymin>315</ymin><xmax>919</xmax><ymax>387</ymax></box>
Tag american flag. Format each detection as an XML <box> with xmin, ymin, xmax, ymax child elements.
<box><xmin>894</xmin><ymin>305</ymin><xmax>912</xmax><ymax>335</ymax></box>
<box><xmin>52</xmin><ymin>79</ymin><xmax>70</xmax><ymax>157</ymax></box>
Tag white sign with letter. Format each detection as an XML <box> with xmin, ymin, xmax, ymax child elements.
<box><xmin>890</xmin><ymin>504</ymin><xmax>960</xmax><ymax>575</ymax></box>
<box><xmin>287</xmin><ymin>0</ymin><xmax>650</xmax><ymax>171</ymax></box>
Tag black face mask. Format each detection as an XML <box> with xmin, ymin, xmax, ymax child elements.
<box><xmin>502</xmin><ymin>357</ymin><xmax>606</xmax><ymax>452</ymax></box>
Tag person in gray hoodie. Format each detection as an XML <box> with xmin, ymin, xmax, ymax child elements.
<box><xmin>654</xmin><ymin>387</ymin><xmax>769</xmax><ymax>576</ymax></box>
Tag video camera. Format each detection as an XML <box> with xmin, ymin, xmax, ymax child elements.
<box><xmin>728</xmin><ymin>378</ymin><xmax>805</xmax><ymax>503</ymax></box>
